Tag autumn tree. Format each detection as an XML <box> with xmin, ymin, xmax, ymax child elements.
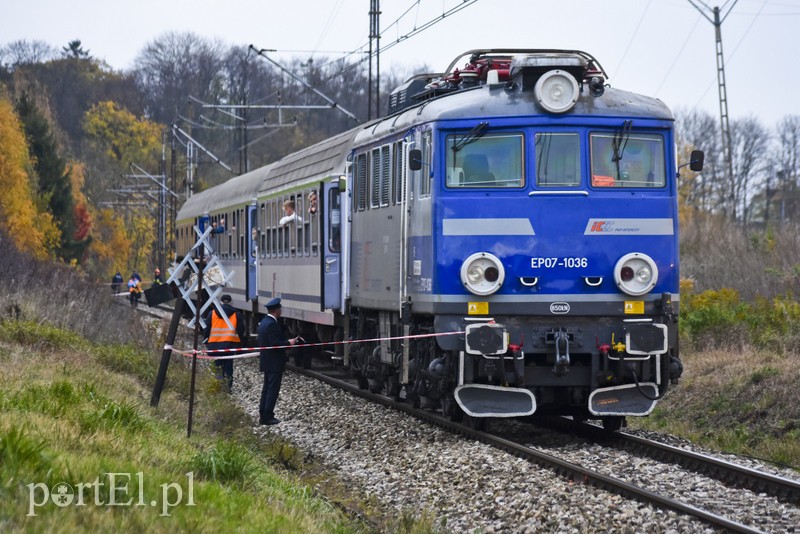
<box><xmin>14</xmin><ymin>91</ymin><xmax>92</xmax><ymax>262</ymax></box>
<box><xmin>82</xmin><ymin>101</ymin><xmax>163</xmax><ymax>275</ymax></box>
<box><xmin>84</xmin><ymin>208</ymin><xmax>131</xmax><ymax>277</ymax></box>
<box><xmin>0</xmin><ymin>95</ymin><xmax>60</xmax><ymax>258</ymax></box>
<box><xmin>0</xmin><ymin>39</ymin><xmax>57</xmax><ymax>68</ymax></box>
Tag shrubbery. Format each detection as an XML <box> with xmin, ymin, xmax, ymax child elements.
<box><xmin>680</xmin><ymin>282</ymin><xmax>800</xmax><ymax>352</ymax></box>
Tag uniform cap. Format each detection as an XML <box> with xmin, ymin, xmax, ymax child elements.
<box><xmin>221</xmin><ymin>294</ymin><xmax>232</xmax><ymax>303</ymax></box>
<box><xmin>265</xmin><ymin>297</ymin><xmax>282</xmax><ymax>309</ymax></box>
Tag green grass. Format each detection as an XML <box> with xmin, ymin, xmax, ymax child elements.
<box><xmin>0</xmin><ymin>321</ymin><xmax>366</xmax><ymax>533</ymax></box>
<box><xmin>629</xmin><ymin>346</ymin><xmax>800</xmax><ymax>472</ymax></box>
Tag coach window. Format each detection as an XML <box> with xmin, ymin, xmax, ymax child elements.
<box><xmin>238</xmin><ymin>208</ymin><xmax>245</xmax><ymax>258</ymax></box>
<box><xmin>259</xmin><ymin>203</ymin><xmax>266</xmax><ymax>258</ymax></box>
<box><xmin>535</xmin><ymin>132</ymin><xmax>581</xmax><ymax>187</ymax></box>
<box><xmin>296</xmin><ymin>194</ymin><xmax>305</xmax><ymax>256</ymax></box>
<box><xmin>328</xmin><ymin>187</ymin><xmax>341</xmax><ymax>253</ymax></box>
<box><xmin>445</xmin><ymin>132</ymin><xmax>524</xmax><ymax>188</ymax></box>
<box><xmin>590</xmin><ymin>133</ymin><xmax>666</xmax><ymax>188</ymax></box>
<box><xmin>269</xmin><ymin>200</ymin><xmax>278</xmax><ymax>258</ymax></box>
<box><xmin>307</xmin><ymin>189</ymin><xmax>318</xmax><ymax>255</ymax></box>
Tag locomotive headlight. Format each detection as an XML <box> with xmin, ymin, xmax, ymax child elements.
<box><xmin>460</xmin><ymin>252</ymin><xmax>505</xmax><ymax>296</ymax></box>
<box><xmin>534</xmin><ymin>69</ymin><xmax>579</xmax><ymax>114</ymax></box>
<box><xmin>614</xmin><ymin>253</ymin><xmax>658</xmax><ymax>296</ymax></box>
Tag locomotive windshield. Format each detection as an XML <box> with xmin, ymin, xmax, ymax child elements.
<box><xmin>535</xmin><ymin>132</ymin><xmax>582</xmax><ymax>187</ymax></box>
<box><xmin>445</xmin><ymin>133</ymin><xmax>524</xmax><ymax>188</ymax></box>
<box><xmin>590</xmin><ymin>133</ymin><xmax>666</xmax><ymax>188</ymax></box>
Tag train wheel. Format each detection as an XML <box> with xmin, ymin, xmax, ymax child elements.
<box><xmin>441</xmin><ymin>395</ymin><xmax>462</xmax><ymax>423</ymax></box>
<box><xmin>406</xmin><ymin>388</ymin><xmax>421</xmax><ymax>409</ymax></box>
<box><xmin>464</xmin><ymin>414</ymin><xmax>487</xmax><ymax>432</ymax></box>
<box><xmin>385</xmin><ymin>380</ymin><xmax>402</xmax><ymax>401</ymax></box>
<box><xmin>601</xmin><ymin>416</ymin><xmax>624</xmax><ymax>432</ymax></box>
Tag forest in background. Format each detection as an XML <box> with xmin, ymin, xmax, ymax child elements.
<box><xmin>0</xmin><ymin>33</ymin><xmax>799</xmax><ymax>292</ymax></box>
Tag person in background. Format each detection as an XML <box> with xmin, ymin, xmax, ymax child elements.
<box><xmin>307</xmin><ymin>191</ymin><xmax>318</xmax><ymax>215</ymax></box>
<box><xmin>203</xmin><ymin>294</ymin><xmax>245</xmax><ymax>392</ymax></box>
<box><xmin>279</xmin><ymin>200</ymin><xmax>303</xmax><ymax>227</ymax></box>
<box><xmin>111</xmin><ymin>271</ymin><xmax>123</xmax><ymax>294</ymax></box>
<box><xmin>257</xmin><ymin>298</ymin><xmax>302</xmax><ymax>425</ymax></box>
<box><xmin>128</xmin><ymin>275</ymin><xmax>142</xmax><ymax>307</ymax></box>
<box><xmin>153</xmin><ymin>268</ymin><xmax>163</xmax><ymax>286</ymax></box>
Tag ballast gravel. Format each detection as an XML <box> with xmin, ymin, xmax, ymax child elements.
<box><xmin>231</xmin><ymin>360</ymin><xmax>800</xmax><ymax>533</ymax></box>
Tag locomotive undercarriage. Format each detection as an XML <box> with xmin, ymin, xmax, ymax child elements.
<box><xmin>284</xmin><ymin>304</ymin><xmax>680</xmax><ymax>432</ymax></box>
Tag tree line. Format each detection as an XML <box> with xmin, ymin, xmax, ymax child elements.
<box><xmin>0</xmin><ymin>33</ymin><xmax>797</xmax><ymax>281</ymax></box>
<box><xmin>0</xmin><ymin>34</ymin><xmax>406</xmax><ymax>279</ymax></box>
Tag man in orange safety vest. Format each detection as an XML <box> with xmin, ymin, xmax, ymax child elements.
<box><xmin>203</xmin><ymin>294</ymin><xmax>246</xmax><ymax>392</ymax></box>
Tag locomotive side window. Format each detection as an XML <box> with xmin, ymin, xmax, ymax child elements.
<box><xmin>445</xmin><ymin>133</ymin><xmax>524</xmax><ymax>188</ymax></box>
<box><xmin>393</xmin><ymin>141</ymin><xmax>405</xmax><ymax>204</ymax></box>
<box><xmin>535</xmin><ymin>132</ymin><xmax>581</xmax><ymax>187</ymax></box>
<box><xmin>420</xmin><ymin>131</ymin><xmax>432</xmax><ymax>197</ymax></box>
<box><xmin>590</xmin><ymin>133</ymin><xmax>666</xmax><ymax>188</ymax></box>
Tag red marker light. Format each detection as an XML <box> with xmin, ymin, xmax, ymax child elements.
<box><xmin>621</xmin><ymin>266</ymin><xmax>634</xmax><ymax>282</ymax></box>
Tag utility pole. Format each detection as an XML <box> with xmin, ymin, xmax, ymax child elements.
<box><xmin>688</xmin><ymin>0</ymin><xmax>737</xmax><ymax>216</ymax></box>
<box><xmin>118</xmin><ymin>163</ymin><xmax>180</xmax><ymax>273</ymax></box>
<box><xmin>368</xmin><ymin>0</ymin><xmax>380</xmax><ymax>120</ymax></box>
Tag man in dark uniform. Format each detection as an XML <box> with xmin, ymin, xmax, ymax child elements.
<box><xmin>257</xmin><ymin>298</ymin><xmax>301</xmax><ymax>425</ymax></box>
<box><xmin>203</xmin><ymin>294</ymin><xmax>246</xmax><ymax>392</ymax></box>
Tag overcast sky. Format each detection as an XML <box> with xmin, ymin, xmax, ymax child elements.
<box><xmin>2</xmin><ymin>0</ymin><xmax>797</xmax><ymax>126</ymax></box>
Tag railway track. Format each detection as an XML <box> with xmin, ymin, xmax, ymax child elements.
<box><xmin>130</xmin><ymin>300</ymin><xmax>798</xmax><ymax>531</ymax></box>
<box><xmin>288</xmin><ymin>359</ymin><xmax>798</xmax><ymax>534</ymax></box>
<box><xmin>533</xmin><ymin>415</ymin><xmax>800</xmax><ymax>505</ymax></box>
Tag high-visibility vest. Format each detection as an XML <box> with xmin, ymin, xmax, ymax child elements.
<box><xmin>209</xmin><ymin>311</ymin><xmax>240</xmax><ymax>343</ymax></box>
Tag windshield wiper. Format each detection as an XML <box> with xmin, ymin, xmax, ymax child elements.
<box><xmin>451</xmin><ymin>121</ymin><xmax>489</xmax><ymax>154</ymax></box>
<box><xmin>612</xmin><ymin>120</ymin><xmax>633</xmax><ymax>163</ymax></box>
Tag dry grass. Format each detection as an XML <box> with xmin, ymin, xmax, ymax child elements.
<box><xmin>681</xmin><ymin>213</ymin><xmax>800</xmax><ymax>301</ymax></box>
<box><xmin>632</xmin><ymin>346</ymin><xmax>800</xmax><ymax>468</ymax></box>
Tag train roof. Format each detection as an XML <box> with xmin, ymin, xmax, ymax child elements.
<box><xmin>366</xmin><ymin>84</ymin><xmax>673</xmax><ymax>144</ymax></box>
<box><xmin>178</xmin><ymin>50</ymin><xmax>673</xmax><ymax>222</ymax></box>
<box><xmin>255</xmin><ymin>125</ymin><xmax>367</xmax><ymax>194</ymax></box>
<box><xmin>176</xmin><ymin>124</ymin><xmax>371</xmax><ymax>221</ymax></box>
<box><xmin>175</xmin><ymin>165</ymin><xmax>274</xmax><ymax>222</ymax></box>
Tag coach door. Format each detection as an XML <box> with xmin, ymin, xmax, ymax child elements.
<box><xmin>321</xmin><ymin>180</ymin><xmax>343</xmax><ymax>310</ymax></box>
<box><xmin>245</xmin><ymin>201</ymin><xmax>258</xmax><ymax>302</ymax></box>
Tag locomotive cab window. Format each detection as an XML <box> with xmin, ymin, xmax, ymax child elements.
<box><xmin>590</xmin><ymin>133</ymin><xmax>666</xmax><ymax>188</ymax></box>
<box><xmin>445</xmin><ymin>133</ymin><xmax>523</xmax><ymax>188</ymax></box>
<box><xmin>535</xmin><ymin>132</ymin><xmax>581</xmax><ymax>187</ymax></box>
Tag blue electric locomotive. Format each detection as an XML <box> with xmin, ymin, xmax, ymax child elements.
<box><xmin>175</xmin><ymin>49</ymin><xmax>702</xmax><ymax>431</ymax></box>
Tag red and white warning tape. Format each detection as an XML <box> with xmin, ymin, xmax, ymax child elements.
<box><xmin>167</xmin><ymin>330</ymin><xmax>465</xmax><ymax>361</ymax></box>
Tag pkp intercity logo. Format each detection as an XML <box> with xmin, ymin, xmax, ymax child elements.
<box><xmin>27</xmin><ymin>472</ymin><xmax>195</xmax><ymax>517</ymax></box>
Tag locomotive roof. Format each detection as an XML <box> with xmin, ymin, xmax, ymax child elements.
<box><xmin>362</xmin><ymin>83</ymin><xmax>673</xmax><ymax>143</ymax></box>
